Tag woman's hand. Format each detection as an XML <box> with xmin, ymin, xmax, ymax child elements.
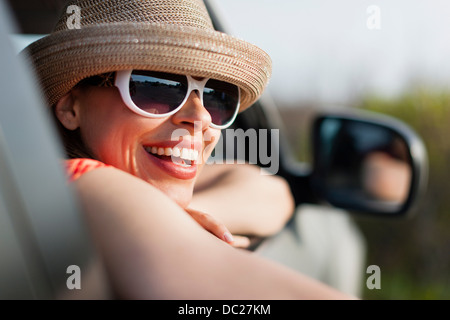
<box><xmin>185</xmin><ymin>208</ymin><xmax>250</xmax><ymax>248</ymax></box>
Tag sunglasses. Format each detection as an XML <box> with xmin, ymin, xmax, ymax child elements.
<box><xmin>113</xmin><ymin>70</ymin><xmax>241</xmax><ymax>129</ymax></box>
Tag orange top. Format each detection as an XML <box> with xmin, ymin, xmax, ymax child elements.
<box><xmin>65</xmin><ymin>158</ymin><xmax>111</xmax><ymax>182</ymax></box>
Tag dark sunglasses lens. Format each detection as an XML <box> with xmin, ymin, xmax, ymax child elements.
<box><xmin>129</xmin><ymin>71</ymin><xmax>188</xmax><ymax>115</ymax></box>
<box><xmin>203</xmin><ymin>79</ymin><xmax>239</xmax><ymax>126</ymax></box>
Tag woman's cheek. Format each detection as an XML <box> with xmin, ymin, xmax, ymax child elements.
<box><xmin>201</xmin><ymin>129</ymin><xmax>221</xmax><ymax>163</ymax></box>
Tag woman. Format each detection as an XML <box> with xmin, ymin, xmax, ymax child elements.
<box><xmin>25</xmin><ymin>0</ymin><xmax>355</xmax><ymax>299</ymax></box>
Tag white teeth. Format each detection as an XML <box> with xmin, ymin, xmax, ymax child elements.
<box><xmin>172</xmin><ymin>147</ymin><xmax>181</xmax><ymax>157</ymax></box>
<box><xmin>145</xmin><ymin>146</ymin><xmax>199</xmax><ymax>162</ymax></box>
<box><xmin>181</xmin><ymin>148</ymin><xmax>189</xmax><ymax>160</ymax></box>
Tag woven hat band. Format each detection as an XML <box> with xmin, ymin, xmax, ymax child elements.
<box><xmin>54</xmin><ymin>0</ymin><xmax>214</xmax><ymax>32</ymax></box>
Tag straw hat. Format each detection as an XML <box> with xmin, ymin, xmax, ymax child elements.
<box><xmin>24</xmin><ymin>0</ymin><xmax>272</xmax><ymax>112</ymax></box>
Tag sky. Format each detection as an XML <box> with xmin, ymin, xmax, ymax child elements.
<box><xmin>213</xmin><ymin>0</ymin><xmax>450</xmax><ymax>107</ymax></box>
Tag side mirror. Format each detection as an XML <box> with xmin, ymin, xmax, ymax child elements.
<box><xmin>311</xmin><ymin>111</ymin><xmax>428</xmax><ymax>216</ymax></box>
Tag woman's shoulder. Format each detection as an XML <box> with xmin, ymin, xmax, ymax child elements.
<box><xmin>65</xmin><ymin>158</ymin><xmax>112</xmax><ymax>182</ymax></box>
<box><xmin>66</xmin><ymin>158</ymin><xmax>157</xmax><ymax>193</ymax></box>
<box><xmin>66</xmin><ymin>159</ymin><xmax>173</xmax><ymax>212</ymax></box>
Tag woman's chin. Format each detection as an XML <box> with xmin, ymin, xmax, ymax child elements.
<box><xmin>135</xmin><ymin>157</ymin><xmax>195</xmax><ymax>208</ymax></box>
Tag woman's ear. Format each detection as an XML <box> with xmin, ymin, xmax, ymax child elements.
<box><xmin>54</xmin><ymin>91</ymin><xmax>81</xmax><ymax>131</ymax></box>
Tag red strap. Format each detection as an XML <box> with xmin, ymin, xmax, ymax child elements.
<box><xmin>65</xmin><ymin>158</ymin><xmax>111</xmax><ymax>182</ymax></box>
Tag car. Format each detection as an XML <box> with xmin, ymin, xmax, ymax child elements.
<box><xmin>0</xmin><ymin>0</ymin><xmax>428</xmax><ymax>299</ymax></box>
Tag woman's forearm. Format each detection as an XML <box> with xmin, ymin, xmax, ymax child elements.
<box><xmin>74</xmin><ymin>167</ymin><xmax>353</xmax><ymax>299</ymax></box>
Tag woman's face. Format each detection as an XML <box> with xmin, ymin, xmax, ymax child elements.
<box><xmin>72</xmin><ymin>85</ymin><xmax>221</xmax><ymax>207</ymax></box>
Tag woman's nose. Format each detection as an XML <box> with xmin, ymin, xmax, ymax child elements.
<box><xmin>171</xmin><ymin>90</ymin><xmax>212</xmax><ymax>131</ymax></box>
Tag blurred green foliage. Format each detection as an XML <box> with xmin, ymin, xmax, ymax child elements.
<box><xmin>355</xmin><ymin>89</ymin><xmax>450</xmax><ymax>300</ymax></box>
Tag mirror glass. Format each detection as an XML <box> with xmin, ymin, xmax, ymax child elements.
<box><xmin>314</xmin><ymin>117</ymin><xmax>413</xmax><ymax>214</ymax></box>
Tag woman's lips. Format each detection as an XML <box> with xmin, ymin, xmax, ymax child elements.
<box><xmin>143</xmin><ymin>145</ymin><xmax>199</xmax><ymax>180</ymax></box>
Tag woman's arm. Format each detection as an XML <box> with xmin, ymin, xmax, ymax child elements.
<box><xmin>73</xmin><ymin>166</ymin><xmax>354</xmax><ymax>299</ymax></box>
<box><xmin>190</xmin><ymin>163</ymin><xmax>295</xmax><ymax>237</ymax></box>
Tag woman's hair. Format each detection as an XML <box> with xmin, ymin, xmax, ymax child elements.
<box><xmin>52</xmin><ymin>109</ymin><xmax>94</xmax><ymax>159</ymax></box>
<box><xmin>52</xmin><ymin>72</ymin><xmax>115</xmax><ymax>159</ymax></box>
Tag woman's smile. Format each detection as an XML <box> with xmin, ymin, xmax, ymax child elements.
<box><xmin>142</xmin><ymin>138</ymin><xmax>204</xmax><ymax>180</ymax></box>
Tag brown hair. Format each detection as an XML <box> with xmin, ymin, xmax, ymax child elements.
<box><xmin>52</xmin><ymin>108</ymin><xmax>95</xmax><ymax>159</ymax></box>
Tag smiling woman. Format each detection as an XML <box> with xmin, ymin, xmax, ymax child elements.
<box><xmin>19</xmin><ymin>0</ymin><xmax>354</xmax><ymax>299</ymax></box>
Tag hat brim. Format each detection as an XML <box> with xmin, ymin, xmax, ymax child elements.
<box><xmin>24</xmin><ymin>22</ymin><xmax>272</xmax><ymax>112</ymax></box>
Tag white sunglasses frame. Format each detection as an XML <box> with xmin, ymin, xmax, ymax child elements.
<box><xmin>114</xmin><ymin>70</ymin><xmax>241</xmax><ymax>129</ymax></box>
